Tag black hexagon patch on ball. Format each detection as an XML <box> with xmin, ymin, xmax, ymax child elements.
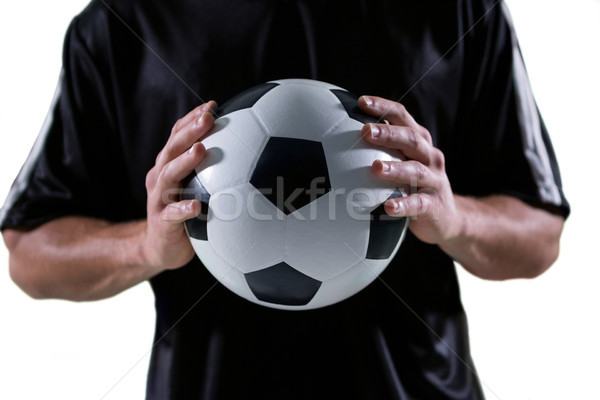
<box><xmin>245</xmin><ymin>262</ymin><xmax>322</xmax><ymax>306</ymax></box>
<box><xmin>330</xmin><ymin>89</ymin><xmax>378</xmax><ymax>124</ymax></box>
<box><xmin>182</xmin><ymin>174</ymin><xmax>211</xmax><ymax>241</ymax></box>
<box><xmin>216</xmin><ymin>82</ymin><xmax>279</xmax><ymax>117</ymax></box>
<box><xmin>366</xmin><ymin>189</ymin><xmax>408</xmax><ymax>259</ymax></box>
<box><xmin>250</xmin><ymin>137</ymin><xmax>332</xmax><ymax>214</ymax></box>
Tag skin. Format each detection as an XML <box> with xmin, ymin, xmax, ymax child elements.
<box><xmin>358</xmin><ymin>96</ymin><xmax>564</xmax><ymax>280</ymax></box>
<box><xmin>2</xmin><ymin>97</ymin><xmax>564</xmax><ymax>301</ymax></box>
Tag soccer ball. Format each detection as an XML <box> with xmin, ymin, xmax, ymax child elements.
<box><xmin>183</xmin><ymin>79</ymin><xmax>408</xmax><ymax>310</ymax></box>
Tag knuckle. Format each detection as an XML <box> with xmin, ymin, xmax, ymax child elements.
<box><xmin>395</xmin><ymin>103</ymin><xmax>408</xmax><ymax>119</ymax></box>
<box><xmin>155</xmin><ymin>150</ymin><xmax>163</xmax><ymax>165</ymax></box>
<box><xmin>198</xmin><ymin>111</ymin><xmax>212</xmax><ymax>126</ymax></box>
<box><xmin>396</xmin><ymin>103</ymin><xmax>407</xmax><ymax>114</ymax></box>
<box><xmin>407</xmin><ymin>195</ymin><xmax>418</xmax><ymax>214</ymax></box>
<box><xmin>407</xmin><ymin>128</ymin><xmax>420</xmax><ymax>148</ymax></box>
<box><xmin>414</xmin><ymin>163</ymin><xmax>428</xmax><ymax>181</ymax></box>
<box><xmin>147</xmin><ymin>165</ymin><xmax>156</xmax><ymax>178</ymax></box>
<box><xmin>156</xmin><ymin>148</ymin><xmax>172</xmax><ymax>167</ymax></box>
<box><xmin>145</xmin><ymin>168</ymin><xmax>156</xmax><ymax>190</ymax></box>
<box><xmin>172</xmin><ymin>117</ymin><xmax>185</xmax><ymax>134</ymax></box>
<box><xmin>200</xmin><ymin>101</ymin><xmax>214</xmax><ymax>113</ymax></box>
<box><xmin>412</xmin><ymin>194</ymin><xmax>427</xmax><ymax>214</ymax></box>
<box><xmin>380</xmin><ymin>123</ymin><xmax>392</xmax><ymax>141</ymax></box>
<box><xmin>417</xmin><ymin>194</ymin><xmax>428</xmax><ymax>213</ymax></box>
<box><xmin>419</xmin><ymin>126</ymin><xmax>433</xmax><ymax>144</ymax></box>
<box><xmin>157</xmin><ymin>162</ymin><xmax>171</xmax><ymax>184</ymax></box>
<box><xmin>431</xmin><ymin>148</ymin><xmax>446</xmax><ymax>169</ymax></box>
<box><xmin>195</xmin><ymin>112</ymin><xmax>205</xmax><ymax>127</ymax></box>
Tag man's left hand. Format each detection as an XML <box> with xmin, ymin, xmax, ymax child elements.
<box><xmin>359</xmin><ymin>95</ymin><xmax>462</xmax><ymax>245</ymax></box>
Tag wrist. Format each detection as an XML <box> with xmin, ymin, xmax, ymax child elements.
<box><xmin>127</xmin><ymin>220</ymin><xmax>166</xmax><ymax>279</ymax></box>
<box><xmin>438</xmin><ymin>195</ymin><xmax>472</xmax><ymax>249</ymax></box>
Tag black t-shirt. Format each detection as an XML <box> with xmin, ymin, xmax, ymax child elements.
<box><xmin>0</xmin><ymin>0</ymin><xmax>569</xmax><ymax>399</ymax></box>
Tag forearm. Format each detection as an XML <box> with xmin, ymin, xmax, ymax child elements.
<box><xmin>439</xmin><ymin>195</ymin><xmax>564</xmax><ymax>280</ymax></box>
<box><xmin>2</xmin><ymin>103</ymin><xmax>214</xmax><ymax>302</ymax></box>
<box><xmin>4</xmin><ymin>216</ymin><xmax>160</xmax><ymax>301</ymax></box>
<box><xmin>358</xmin><ymin>97</ymin><xmax>565</xmax><ymax>281</ymax></box>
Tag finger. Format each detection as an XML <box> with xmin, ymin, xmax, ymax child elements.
<box><xmin>363</xmin><ymin>123</ymin><xmax>434</xmax><ymax>164</ymax></box>
<box><xmin>372</xmin><ymin>159</ymin><xmax>438</xmax><ymax>188</ymax></box>
<box><xmin>145</xmin><ymin>165</ymin><xmax>159</xmax><ymax>192</ymax></box>
<box><xmin>160</xmin><ymin>200</ymin><xmax>201</xmax><ymax>223</ymax></box>
<box><xmin>152</xmin><ymin>142</ymin><xmax>207</xmax><ymax>209</ymax></box>
<box><xmin>170</xmin><ymin>101</ymin><xmax>217</xmax><ymax>138</ymax></box>
<box><xmin>158</xmin><ymin>142</ymin><xmax>206</xmax><ymax>187</ymax></box>
<box><xmin>157</xmin><ymin>110</ymin><xmax>215</xmax><ymax>168</ymax></box>
<box><xmin>358</xmin><ymin>96</ymin><xmax>432</xmax><ymax>145</ymax></box>
<box><xmin>384</xmin><ymin>193</ymin><xmax>432</xmax><ymax>217</ymax></box>
<box><xmin>358</xmin><ymin>96</ymin><xmax>419</xmax><ymax>128</ymax></box>
<box><xmin>157</xmin><ymin>101</ymin><xmax>216</xmax><ymax>166</ymax></box>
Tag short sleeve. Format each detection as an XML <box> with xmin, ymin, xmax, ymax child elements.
<box><xmin>0</xmin><ymin>14</ymin><xmax>131</xmax><ymax>230</ymax></box>
<box><xmin>448</xmin><ymin>1</ymin><xmax>569</xmax><ymax>217</ymax></box>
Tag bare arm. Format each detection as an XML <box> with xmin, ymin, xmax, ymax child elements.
<box><xmin>3</xmin><ymin>101</ymin><xmax>217</xmax><ymax>301</ymax></box>
<box><xmin>360</xmin><ymin>96</ymin><xmax>565</xmax><ymax>280</ymax></box>
<box><xmin>4</xmin><ymin>218</ymin><xmax>153</xmax><ymax>301</ymax></box>
<box><xmin>439</xmin><ymin>195</ymin><xmax>564</xmax><ymax>280</ymax></box>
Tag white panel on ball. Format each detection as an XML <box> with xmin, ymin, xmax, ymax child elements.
<box><xmin>307</xmin><ymin>259</ymin><xmax>385</xmax><ymax>308</ymax></box>
<box><xmin>208</xmin><ymin>182</ymin><xmax>286</xmax><ymax>273</ymax></box>
<box><xmin>285</xmin><ymin>191</ymin><xmax>370</xmax><ymax>281</ymax></box>
<box><xmin>189</xmin><ymin>238</ymin><xmax>256</xmax><ymax>301</ymax></box>
<box><xmin>251</xmin><ymin>83</ymin><xmax>347</xmax><ymax>141</ymax></box>
<box><xmin>195</xmin><ymin>109</ymin><xmax>268</xmax><ymax>194</ymax></box>
<box><xmin>323</xmin><ymin>118</ymin><xmax>401</xmax><ymax>210</ymax></box>
<box><xmin>184</xmin><ymin>78</ymin><xmax>410</xmax><ymax>310</ymax></box>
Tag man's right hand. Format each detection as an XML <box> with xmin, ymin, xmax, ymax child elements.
<box><xmin>141</xmin><ymin>101</ymin><xmax>216</xmax><ymax>271</ymax></box>
<box><xmin>4</xmin><ymin>100</ymin><xmax>217</xmax><ymax>300</ymax></box>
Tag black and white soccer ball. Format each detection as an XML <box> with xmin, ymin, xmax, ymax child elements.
<box><xmin>183</xmin><ymin>79</ymin><xmax>408</xmax><ymax>310</ymax></box>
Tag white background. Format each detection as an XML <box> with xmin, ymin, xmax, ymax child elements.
<box><xmin>0</xmin><ymin>1</ymin><xmax>598</xmax><ymax>399</ymax></box>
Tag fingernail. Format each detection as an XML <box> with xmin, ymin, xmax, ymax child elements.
<box><xmin>385</xmin><ymin>199</ymin><xmax>401</xmax><ymax>215</ymax></box>
<box><xmin>363</xmin><ymin>96</ymin><xmax>373</xmax><ymax>106</ymax></box>
<box><xmin>381</xmin><ymin>161</ymin><xmax>391</xmax><ymax>173</ymax></box>
<box><xmin>370</xmin><ymin>124</ymin><xmax>380</xmax><ymax>138</ymax></box>
<box><xmin>184</xmin><ymin>201</ymin><xmax>194</xmax><ymax>215</ymax></box>
<box><xmin>393</xmin><ymin>201</ymin><xmax>402</xmax><ymax>214</ymax></box>
<box><xmin>188</xmin><ymin>143</ymin><xmax>196</xmax><ymax>155</ymax></box>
